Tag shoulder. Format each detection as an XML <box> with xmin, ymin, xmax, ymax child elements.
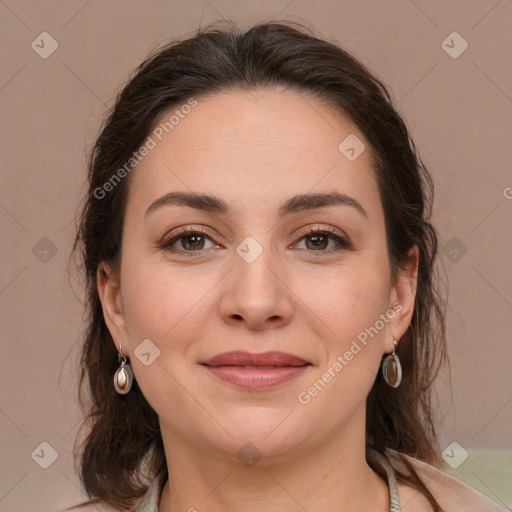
<box><xmin>393</xmin><ymin>451</ymin><xmax>508</xmax><ymax>512</ymax></box>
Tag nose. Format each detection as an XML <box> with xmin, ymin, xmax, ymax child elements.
<box><xmin>218</xmin><ymin>247</ymin><xmax>294</xmax><ymax>331</ymax></box>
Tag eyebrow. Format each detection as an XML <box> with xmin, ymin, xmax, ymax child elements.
<box><xmin>144</xmin><ymin>191</ymin><xmax>368</xmax><ymax>220</ymax></box>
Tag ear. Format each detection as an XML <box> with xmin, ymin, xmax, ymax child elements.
<box><xmin>97</xmin><ymin>262</ymin><xmax>127</xmax><ymax>351</ymax></box>
<box><xmin>385</xmin><ymin>245</ymin><xmax>419</xmax><ymax>352</ymax></box>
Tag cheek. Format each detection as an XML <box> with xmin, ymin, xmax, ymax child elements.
<box><xmin>123</xmin><ymin>269</ymin><xmax>209</xmax><ymax>343</ymax></box>
<box><xmin>119</xmin><ymin>264</ymin><xmax>211</xmax><ymax>405</ymax></box>
<box><xmin>296</xmin><ymin>271</ymin><xmax>390</xmax><ymax>412</ymax></box>
<box><xmin>298</xmin><ymin>261</ymin><xmax>390</xmax><ymax>345</ymax></box>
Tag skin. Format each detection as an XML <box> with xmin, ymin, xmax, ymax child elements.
<box><xmin>97</xmin><ymin>88</ymin><xmax>421</xmax><ymax>511</ymax></box>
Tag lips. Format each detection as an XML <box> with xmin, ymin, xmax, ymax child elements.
<box><xmin>201</xmin><ymin>350</ymin><xmax>310</xmax><ymax>367</ymax></box>
<box><xmin>200</xmin><ymin>351</ymin><xmax>311</xmax><ymax>389</ymax></box>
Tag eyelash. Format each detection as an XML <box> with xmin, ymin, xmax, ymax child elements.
<box><xmin>157</xmin><ymin>225</ymin><xmax>352</xmax><ymax>256</ymax></box>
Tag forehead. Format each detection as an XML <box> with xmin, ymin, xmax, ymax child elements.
<box><xmin>127</xmin><ymin>88</ymin><xmax>381</xmax><ymax>218</ymax></box>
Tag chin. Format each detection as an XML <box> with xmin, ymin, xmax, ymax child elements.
<box><xmin>201</xmin><ymin>406</ymin><xmax>312</xmax><ymax>463</ymax></box>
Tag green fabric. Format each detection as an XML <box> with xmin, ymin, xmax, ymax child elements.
<box><xmin>436</xmin><ymin>449</ymin><xmax>512</xmax><ymax>510</ymax></box>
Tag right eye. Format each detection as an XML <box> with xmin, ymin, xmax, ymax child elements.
<box><xmin>158</xmin><ymin>226</ymin><xmax>221</xmax><ymax>255</ymax></box>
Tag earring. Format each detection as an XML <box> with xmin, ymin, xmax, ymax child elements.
<box><xmin>113</xmin><ymin>341</ymin><xmax>133</xmax><ymax>394</ymax></box>
<box><xmin>381</xmin><ymin>340</ymin><xmax>402</xmax><ymax>388</ymax></box>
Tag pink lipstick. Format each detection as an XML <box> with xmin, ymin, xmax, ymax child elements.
<box><xmin>200</xmin><ymin>351</ymin><xmax>311</xmax><ymax>389</ymax></box>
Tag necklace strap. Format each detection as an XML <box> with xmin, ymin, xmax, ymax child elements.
<box><xmin>367</xmin><ymin>448</ymin><xmax>401</xmax><ymax>512</ymax></box>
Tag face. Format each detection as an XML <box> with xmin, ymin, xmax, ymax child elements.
<box><xmin>99</xmin><ymin>88</ymin><xmax>418</xmax><ymax>463</ymax></box>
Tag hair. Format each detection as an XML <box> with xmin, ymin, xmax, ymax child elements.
<box><xmin>69</xmin><ymin>19</ymin><xmax>448</xmax><ymax>512</ymax></box>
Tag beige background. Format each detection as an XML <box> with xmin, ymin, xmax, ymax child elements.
<box><xmin>1</xmin><ymin>1</ymin><xmax>511</xmax><ymax>511</ymax></box>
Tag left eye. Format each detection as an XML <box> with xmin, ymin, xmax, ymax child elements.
<box><xmin>295</xmin><ymin>230</ymin><xmax>349</xmax><ymax>251</ymax></box>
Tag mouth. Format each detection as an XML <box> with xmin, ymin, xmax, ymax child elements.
<box><xmin>200</xmin><ymin>351</ymin><xmax>312</xmax><ymax>389</ymax></box>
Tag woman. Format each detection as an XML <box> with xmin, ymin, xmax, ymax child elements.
<box><xmin>69</xmin><ymin>21</ymin><xmax>506</xmax><ymax>512</ymax></box>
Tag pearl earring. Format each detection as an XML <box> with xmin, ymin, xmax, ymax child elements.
<box><xmin>113</xmin><ymin>341</ymin><xmax>133</xmax><ymax>394</ymax></box>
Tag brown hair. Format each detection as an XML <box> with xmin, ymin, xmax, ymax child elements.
<box><xmin>70</xmin><ymin>20</ymin><xmax>448</xmax><ymax>511</ymax></box>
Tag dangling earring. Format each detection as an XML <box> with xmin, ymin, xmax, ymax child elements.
<box><xmin>381</xmin><ymin>340</ymin><xmax>402</xmax><ymax>388</ymax></box>
<box><xmin>113</xmin><ymin>341</ymin><xmax>133</xmax><ymax>394</ymax></box>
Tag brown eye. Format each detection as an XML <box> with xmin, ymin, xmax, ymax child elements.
<box><xmin>305</xmin><ymin>233</ymin><xmax>329</xmax><ymax>250</ymax></box>
<box><xmin>159</xmin><ymin>227</ymin><xmax>219</xmax><ymax>254</ymax></box>
<box><xmin>180</xmin><ymin>233</ymin><xmax>206</xmax><ymax>250</ymax></box>
<box><xmin>296</xmin><ymin>228</ymin><xmax>351</xmax><ymax>252</ymax></box>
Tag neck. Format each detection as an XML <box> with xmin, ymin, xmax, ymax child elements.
<box><xmin>158</xmin><ymin>416</ymin><xmax>389</xmax><ymax>512</ymax></box>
